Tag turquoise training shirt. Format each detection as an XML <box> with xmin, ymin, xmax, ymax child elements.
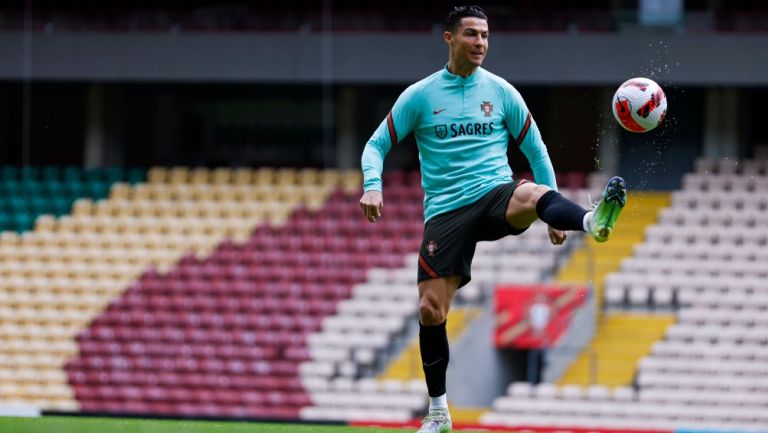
<box><xmin>362</xmin><ymin>66</ymin><xmax>558</xmax><ymax>223</ymax></box>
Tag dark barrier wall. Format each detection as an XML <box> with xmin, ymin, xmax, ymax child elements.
<box><xmin>0</xmin><ymin>31</ymin><xmax>766</xmax><ymax>85</ymax></box>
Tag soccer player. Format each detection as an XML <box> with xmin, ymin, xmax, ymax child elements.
<box><xmin>359</xmin><ymin>6</ymin><xmax>626</xmax><ymax>433</ymax></box>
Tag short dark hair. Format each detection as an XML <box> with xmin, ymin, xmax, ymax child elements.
<box><xmin>444</xmin><ymin>6</ymin><xmax>488</xmax><ymax>33</ymax></box>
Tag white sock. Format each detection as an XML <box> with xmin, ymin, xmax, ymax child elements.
<box><xmin>582</xmin><ymin>210</ymin><xmax>593</xmax><ymax>232</ymax></box>
<box><xmin>429</xmin><ymin>393</ymin><xmax>448</xmax><ymax>411</ymax></box>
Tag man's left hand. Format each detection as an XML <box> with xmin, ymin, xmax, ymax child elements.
<box><xmin>548</xmin><ymin>226</ymin><xmax>567</xmax><ymax>245</ymax></box>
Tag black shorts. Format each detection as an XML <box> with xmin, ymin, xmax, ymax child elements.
<box><xmin>417</xmin><ymin>180</ymin><xmax>530</xmax><ymax>289</ymax></box>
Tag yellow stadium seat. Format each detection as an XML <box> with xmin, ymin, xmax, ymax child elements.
<box><xmin>189</xmin><ymin>184</ymin><xmax>213</xmax><ymax>201</ymax></box>
<box><xmin>108</xmin><ymin>216</ymin><xmax>131</xmax><ymax>234</ymax></box>
<box><xmin>0</xmin><ymin>231</ymin><xmax>20</xmax><ymax>247</ymax></box>
<box><xmin>228</xmin><ymin>185</ymin><xmax>250</xmax><ymax>202</ymax></box>
<box><xmin>108</xmin><ymin>182</ymin><xmax>131</xmax><ymax>200</ymax></box>
<box><xmin>212</xmin><ymin>167</ymin><xmax>232</xmax><ymax>184</ymax></box>
<box><xmin>71</xmin><ymin>198</ymin><xmax>95</xmax><ymax>217</ymax></box>
<box><xmin>166</xmin><ymin>184</ymin><xmax>190</xmax><ymax>201</ymax></box>
<box><xmin>319</xmin><ymin>168</ymin><xmax>341</xmax><ymax>186</ymax></box>
<box><xmin>0</xmin><ymin>382</ymin><xmax>23</xmax><ymax>399</ymax></box>
<box><xmin>219</xmin><ymin>202</ymin><xmax>243</xmax><ymax>218</ymax></box>
<box><xmin>169</xmin><ymin>166</ymin><xmax>190</xmax><ymax>184</ymax></box>
<box><xmin>129</xmin><ymin>184</ymin><xmax>151</xmax><ymax>201</ymax></box>
<box><xmin>148</xmin><ymin>184</ymin><xmax>173</xmax><ymax>201</ymax></box>
<box><xmin>0</xmin><ymin>248</ymin><xmax>12</xmax><ymax>263</ymax></box>
<box><xmin>275</xmin><ymin>167</ymin><xmax>297</xmax><ymax>185</ymax></box>
<box><xmin>147</xmin><ymin>166</ymin><xmax>168</xmax><ymax>183</ymax></box>
<box><xmin>211</xmin><ymin>185</ymin><xmax>237</xmax><ymax>202</ymax></box>
<box><xmin>90</xmin><ymin>216</ymin><xmax>113</xmax><ymax>234</ymax></box>
<box><xmin>19</xmin><ymin>232</ymin><xmax>44</xmax><ymax>249</ymax></box>
<box><xmin>341</xmin><ymin>170</ymin><xmax>363</xmax><ymax>192</ymax></box>
<box><xmin>14</xmin><ymin>245</ymin><xmax>35</xmax><ymax>263</ymax></box>
<box><xmin>233</xmin><ymin>167</ymin><xmax>253</xmax><ymax>184</ymax></box>
<box><xmin>43</xmin><ymin>384</ymin><xmax>74</xmax><ymax>400</ymax></box>
<box><xmin>255</xmin><ymin>167</ymin><xmax>276</xmax><ymax>184</ymax></box>
<box><xmin>181</xmin><ymin>218</ymin><xmax>203</xmax><ymax>236</ymax></box>
<box><xmin>190</xmin><ymin>167</ymin><xmax>210</xmax><ymax>184</ymax></box>
<box><xmin>200</xmin><ymin>202</ymin><xmax>225</xmax><ymax>219</ymax></box>
<box><xmin>19</xmin><ymin>383</ymin><xmax>47</xmax><ymax>399</ymax></box>
<box><xmin>298</xmin><ymin>168</ymin><xmax>320</xmax><ymax>185</ymax></box>
<box><xmin>249</xmin><ymin>185</ymin><xmax>271</xmax><ymax>201</ymax></box>
<box><xmin>240</xmin><ymin>203</ymin><xmax>265</xmax><ymax>220</ymax></box>
<box><xmin>69</xmin><ymin>216</ymin><xmax>93</xmax><ymax>234</ymax></box>
<box><xmin>91</xmin><ymin>202</ymin><xmax>112</xmax><ymax>218</ymax></box>
<box><xmin>118</xmin><ymin>204</ymin><xmax>139</xmax><ymax>219</ymax></box>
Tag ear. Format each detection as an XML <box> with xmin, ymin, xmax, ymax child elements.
<box><xmin>443</xmin><ymin>30</ymin><xmax>452</xmax><ymax>46</ymax></box>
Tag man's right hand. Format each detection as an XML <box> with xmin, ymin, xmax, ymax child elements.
<box><xmin>359</xmin><ymin>190</ymin><xmax>383</xmax><ymax>223</ymax></box>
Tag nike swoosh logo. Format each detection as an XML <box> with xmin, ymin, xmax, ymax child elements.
<box><xmin>422</xmin><ymin>357</ymin><xmax>444</xmax><ymax>367</ymax></box>
<box><xmin>433</xmin><ymin>108</ymin><xmax>447</xmax><ymax>115</ymax></box>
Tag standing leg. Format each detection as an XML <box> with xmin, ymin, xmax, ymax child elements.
<box><xmin>416</xmin><ymin>275</ymin><xmax>461</xmax><ymax>433</ymax></box>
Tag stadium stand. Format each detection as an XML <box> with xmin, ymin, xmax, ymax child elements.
<box><xmin>64</xmin><ymin>167</ymin><xmax>366</xmax><ymax>418</ymax></box>
<box><xmin>3</xmin><ymin>161</ymin><xmax>767</xmax><ymax>429</ymax></box>
<box><xmin>0</xmin><ymin>166</ymin><xmax>349</xmax><ymax>413</ymax></box>
<box><xmin>555</xmin><ymin>183</ymin><xmax>676</xmax><ymax>387</ymax></box>
<box><xmin>0</xmin><ymin>164</ymin><xmax>599</xmax><ymax>423</ymax></box>
<box><xmin>481</xmin><ymin>154</ymin><xmax>768</xmax><ymax>431</ymax></box>
<box><xmin>0</xmin><ymin>166</ymin><xmax>145</xmax><ymax>232</ymax></box>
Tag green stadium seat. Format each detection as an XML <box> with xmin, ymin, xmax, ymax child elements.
<box><xmin>62</xmin><ymin>166</ymin><xmax>82</xmax><ymax>183</ymax></box>
<box><xmin>41</xmin><ymin>166</ymin><xmax>61</xmax><ymax>183</ymax></box>
<box><xmin>19</xmin><ymin>166</ymin><xmax>41</xmax><ymax>181</ymax></box>
<box><xmin>30</xmin><ymin>197</ymin><xmax>53</xmax><ymax>214</ymax></box>
<box><xmin>8</xmin><ymin>197</ymin><xmax>30</xmax><ymax>213</ymax></box>
<box><xmin>104</xmin><ymin>167</ymin><xmax>126</xmax><ymax>184</ymax></box>
<box><xmin>1</xmin><ymin>179</ymin><xmax>21</xmax><ymax>195</ymax></box>
<box><xmin>52</xmin><ymin>197</ymin><xmax>72</xmax><ymax>215</ymax></box>
<box><xmin>63</xmin><ymin>181</ymin><xmax>87</xmax><ymax>197</ymax></box>
<box><xmin>12</xmin><ymin>213</ymin><xmax>35</xmax><ymax>231</ymax></box>
<box><xmin>43</xmin><ymin>180</ymin><xmax>66</xmax><ymax>197</ymax></box>
<box><xmin>82</xmin><ymin>169</ymin><xmax>103</xmax><ymax>183</ymax></box>
<box><xmin>0</xmin><ymin>165</ymin><xmax>146</xmax><ymax>232</ymax></box>
<box><xmin>22</xmin><ymin>181</ymin><xmax>46</xmax><ymax>197</ymax></box>
<box><xmin>126</xmin><ymin>168</ymin><xmax>146</xmax><ymax>184</ymax></box>
<box><xmin>0</xmin><ymin>213</ymin><xmax>11</xmax><ymax>230</ymax></box>
<box><xmin>87</xmin><ymin>182</ymin><xmax>111</xmax><ymax>199</ymax></box>
<box><xmin>1</xmin><ymin>166</ymin><xmax>19</xmax><ymax>181</ymax></box>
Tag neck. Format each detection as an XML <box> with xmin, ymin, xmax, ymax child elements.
<box><xmin>447</xmin><ymin>59</ymin><xmax>477</xmax><ymax>78</ymax></box>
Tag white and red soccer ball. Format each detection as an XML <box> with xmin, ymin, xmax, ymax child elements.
<box><xmin>611</xmin><ymin>77</ymin><xmax>667</xmax><ymax>133</ymax></box>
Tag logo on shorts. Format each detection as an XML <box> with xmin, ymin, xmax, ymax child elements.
<box><xmin>434</xmin><ymin>124</ymin><xmax>447</xmax><ymax>139</ymax></box>
<box><xmin>426</xmin><ymin>240</ymin><xmax>438</xmax><ymax>257</ymax></box>
<box><xmin>481</xmin><ymin>101</ymin><xmax>493</xmax><ymax>117</ymax></box>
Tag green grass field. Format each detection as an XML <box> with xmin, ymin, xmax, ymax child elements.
<box><xmin>0</xmin><ymin>416</ymin><xmax>510</xmax><ymax>433</ymax></box>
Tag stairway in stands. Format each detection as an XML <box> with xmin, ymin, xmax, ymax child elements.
<box><xmin>378</xmin><ymin>308</ymin><xmax>480</xmax><ymax>381</ymax></box>
<box><xmin>554</xmin><ymin>192</ymin><xmax>674</xmax><ymax>386</ymax></box>
<box><xmin>557</xmin><ymin>314</ymin><xmax>675</xmax><ymax>386</ymax></box>
<box><xmin>556</xmin><ymin>192</ymin><xmax>670</xmax><ymax>310</ymax></box>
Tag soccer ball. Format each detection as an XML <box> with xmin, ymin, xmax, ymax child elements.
<box><xmin>611</xmin><ymin>77</ymin><xmax>667</xmax><ymax>133</ymax></box>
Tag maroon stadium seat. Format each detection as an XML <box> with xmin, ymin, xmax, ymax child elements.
<box><xmin>68</xmin><ymin>180</ymin><xmax>423</xmax><ymax>418</ymax></box>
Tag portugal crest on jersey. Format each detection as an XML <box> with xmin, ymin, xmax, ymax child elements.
<box><xmin>481</xmin><ymin>101</ymin><xmax>493</xmax><ymax>117</ymax></box>
<box><xmin>434</xmin><ymin>124</ymin><xmax>447</xmax><ymax>138</ymax></box>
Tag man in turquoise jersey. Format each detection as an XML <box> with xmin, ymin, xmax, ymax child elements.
<box><xmin>360</xmin><ymin>6</ymin><xmax>626</xmax><ymax>433</ymax></box>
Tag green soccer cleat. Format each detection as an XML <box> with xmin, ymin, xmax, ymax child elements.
<box><xmin>416</xmin><ymin>409</ymin><xmax>452</xmax><ymax>433</ymax></box>
<box><xmin>589</xmin><ymin>176</ymin><xmax>627</xmax><ymax>243</ymax></box>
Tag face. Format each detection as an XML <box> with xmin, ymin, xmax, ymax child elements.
<box><xmin>445</xmin><ymin>17</ymin><xmax>489</xmax><ymax>70</ymax></box>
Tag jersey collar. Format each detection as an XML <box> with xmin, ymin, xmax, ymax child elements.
<box><xmin>440</xmin><ymin>65</ymin><xmax>483</xmax><ymax>87</ymax></box>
